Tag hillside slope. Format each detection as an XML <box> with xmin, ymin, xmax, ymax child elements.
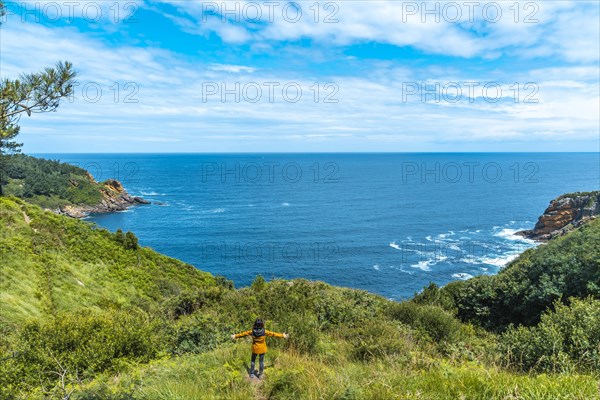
<box><xmin>0</xmin><ymin>196</ymin><xmax>214</xmax><ymax>325</ymax></box>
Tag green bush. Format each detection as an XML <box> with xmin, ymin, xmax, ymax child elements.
<box><xmin>168</xmin><ymin>311</ymin><xmax>233</xmax><ymax>355</ymax></box>
<box><xmin>444</xmin><ymin>218</ymin><xmax>600</xmax><ymax>331</ymax></box>
<box><xmin>115</xmin><ymin>228</ymin><xmax>125</xmax><ymax>245</ymax></box>
<box><xmin>344</xmin><ymin>319</ymin><xmax>413</xmax><ymax>362</ymax></box>
<box><xmin>501</xmin><ymin>297</ymin><xmax>600</xmax><ymax>373</ymax></box>
<box><xmin>124</xmin><ymin>231</ymin><xmax>139</xmax><ymax>250</ymax></box>
<box><xmin>284</xmin><ymin>313</ymin><xmax>321</xmax><ymax>355</ymax></box>
<box><xmin>265</xmin><ymin>367</ymin><xmax>308</xmax><ymax>399</ymax></box>
<box><xmin>251</xmin><ymin>274</ymin><xmax>266</xmax><ymax>291</ymax></box>
<box><xmin>386</xmin><ymin>302</ymin><xmax>462</xmax><ymax>344</ymax></box>
<box><xmin>412</xmin><ymin>282</ymin><xmax>458</xmax><ymax>312</ymax></box>
<box><xmin>5</xmin><ymin>310</ymin><xmax>163</xmax><ymax>393</ymax></box>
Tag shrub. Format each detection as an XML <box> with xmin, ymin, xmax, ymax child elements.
<box><xmin>251</xmin><ymin>275</ymin><xmax>266</xmax><ymax>291</ymax></box>
<box><xmin>124</xmin><ymin>231</ymin><xmax>138</xmax><ymax>250</ymax></box>
<box><xmin>386</xmin><ymin>302</ymin><xmax>462</xmax><ymax>344</ymax></box>
<box><xmin>7</xmin><ymin>310</ymin><xmax>163</xmax><ymax>392</ymax></box>
<box><xmin>115</xmin><ymin>229</ymin><xmax>124</xmax><ymax>245</ymax></box>
<box><xmin>215</xmin><ymin>275</ymin><xmax>235</xmax><ymax>290</ymax></box>
<box><xmin>264</xmin><ymin>367</ymin><xmax>308</xmax><ymax>399</ymax></box>
<box><xmin>284</xmin><ymin>313</ymin><xmax>321</xmax><ymax>355</ymax></box>
<box><xmin>169</xmin><ymin>312</ymin><xmax>233</xmax><ymax>355</ymax></box>
<box><xmin>344</xmin><ymin>319</ymin><xmax>412</xmax><ymax>362</ymax></box>
<box><xmin>500</xmin><ymin>297</ymin><xmax>600</xmax><ymax>373</ymax></box>
<box><xmin>412</xmin><ymin>282</ymin><xmax>458</xmax><ymax>312</ymax></box>
<box><xmin>162</xmin><ymin>287</ymin><xmax>224</xmax><ymax>320</ymax></box>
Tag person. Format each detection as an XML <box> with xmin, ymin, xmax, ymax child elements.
<box><xmin>231</xmin><ymin>318</ymin><xmax>289</xmax><ymax>379</ymax></box>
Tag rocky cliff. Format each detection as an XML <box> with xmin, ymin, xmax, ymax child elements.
<box><xmin>517</xmin><ymin>191</ymin><xmax>600</xmax><ymax>241</ymax></box>
<box><xmin>57</xmin><ymin>178</ymin><xmax>149</xmax><ymax>218</ymax></box>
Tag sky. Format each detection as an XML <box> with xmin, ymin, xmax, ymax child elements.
<box><xmin>1</xmin><ymin>0</ymin><xmax>599</xmax><ymax>153</ymax></box>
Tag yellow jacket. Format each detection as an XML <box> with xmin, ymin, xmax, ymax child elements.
<box><xmin>234</xmin><ymin>329</ymin><xmax>284</xmax><ymax>355</ymax></box>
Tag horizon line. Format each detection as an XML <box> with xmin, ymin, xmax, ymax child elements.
<box><xmin>29</xmin><ymin>151</ymin><xmax>600</xmax><ymax>155</ymax></box>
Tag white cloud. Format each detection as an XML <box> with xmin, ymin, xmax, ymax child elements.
<box><xmin>210</xmin><ymin>64</ymin><xmax>256</xmax><ymax>73</ymax></box>
<box><xmin>0</xmin><ymin>6</ymin><xmax>598</xmax><ymax>152</ymax></box>
<box><xmin>152</xmin><ymin>0</ymin><xmax>600</xmax><ymax>63</ymax></box>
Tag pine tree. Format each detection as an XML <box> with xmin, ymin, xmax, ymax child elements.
<box><xmin>0</xmin><ymin>1</ymin><xmax>77</xmax><ymax>195</ymax></box>
<box><xmin>124</xmin><ymin>231</ymin><xmax>139</xmax><ymax>250</ymax></box>
<box><xmin>115</xmin><ymin>229</ymin><xmax>125</xmax><ymax>245</ymax></box>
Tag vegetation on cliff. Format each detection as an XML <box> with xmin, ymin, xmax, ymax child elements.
<box><xmin>1</xmin><ymin>154</ymin><xmax>105</xmax><ymax>209</ymax></box>
<box><xmin>1</xmin><ymin>196</ymin><xmax>599</xmax><ymax>399</ymax></box>
<box><xmin>1</xmin><ymin>154</ymin><xmax>146</xmax><ymax>214</ymax></box>
<box><xmin>416</xmin><ymin>218</ymin><xmax>600</xmax><ymax>331</ymax></box>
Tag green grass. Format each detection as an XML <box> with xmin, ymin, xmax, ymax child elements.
<box><xmin>0</xmin><ymin>196</ymin><xmax>214</xmax><ymax>325</ymax></box>
<box><xmin>556</xmin><ymin>191</ymin><xmax>599</xmax><ymax>201</ymax></box>
<box><xmin>72</xmin><ymin>345</ymin><xmax>599</xmax><ymax>400</ymax></box>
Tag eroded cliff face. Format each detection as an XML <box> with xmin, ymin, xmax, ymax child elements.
<box><xmin>58</xmin><ymin>179</ymin><xmax>149</xmax><ymax>218</ymax></box>
<box><xmin>518</xmin><ymin>191</ymin><xmax>600</xmax><ymax>241</ymax></box>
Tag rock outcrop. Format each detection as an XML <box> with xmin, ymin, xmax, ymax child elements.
<box><xmin>56</xmin><ymin>179</ymin><xmax>149</xmax><ymax>218</ymax></box>
<box><xmin>517</xmin><ymin>191</ymin><xmax>600</xmax><ymax>241</ymax></box>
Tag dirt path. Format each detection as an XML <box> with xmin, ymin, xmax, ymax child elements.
<box><xmin>22</xmin><ymin>210</ymin><xmax>31</xmax><ymax>224</ymax></box>
<box><xmin>244</xmin><ymin>374</ymin><xmax>267</xmax><ymax>400</ymax></box>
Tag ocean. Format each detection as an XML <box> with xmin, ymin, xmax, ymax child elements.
<box><xmin>38</xmin><ymin>153</ymin><xmax>600</xmax><ymax>300</ymax></box>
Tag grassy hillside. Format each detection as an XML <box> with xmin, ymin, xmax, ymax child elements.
<box><xmin>1</xmin><ymin>197</ymin><xmax>599</xmax><ymax>399</ymax></box>
<box><xmin>1</xmin><ymin>154</ymin><xmax>106</xmax><ymax>209</ymax></box>
<box><xmin>0</xmin><ymin>196</ymin><xmax>215</xmax><ymax>325</ymax></box>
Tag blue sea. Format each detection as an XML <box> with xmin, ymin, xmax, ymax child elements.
<box><xmin>38</xmin><ymin>153</ymin><xmax>600</xmax><ymax>300</ymax></box>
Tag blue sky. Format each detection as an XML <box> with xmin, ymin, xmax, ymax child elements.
<box><xmin>1</xmin><ymin>0</ymin><xmax>599</xmax><ymax>152</ymax></box>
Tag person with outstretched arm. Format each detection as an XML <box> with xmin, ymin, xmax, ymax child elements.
<box><xmin>231</xmin><ymin>318</ymin><xmax>289</xmax><ymax>379</ymax></box>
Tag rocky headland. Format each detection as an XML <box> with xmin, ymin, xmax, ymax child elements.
<box><xmin>56</xmin><ymin>178</ymin><xmax>149</xmax><ymax>218</ymax></box>
<box><xmin>517</xmin><ymin>191</ymin><xmax>600</xmax><ymax>241</ymax></box>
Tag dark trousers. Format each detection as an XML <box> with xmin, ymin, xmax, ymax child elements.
<box><xmin>250</xmin><ymin>353</ymin><xmax>265</xmax><ymax>375</ymax></box>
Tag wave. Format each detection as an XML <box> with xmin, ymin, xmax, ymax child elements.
<box><xmin>411</xmin><ymin>260</ymin><xmax>434</xmax><ymax>271</ymax></box>
<box><xmin>394</xmin><ymin>266</ymin><xmax>414</xmax><ymax>275</ymax></box>
<box><xmin>282</xmin><ymin>202</ymin><xmax>290</xmax><ymax>206</ymax></box>
<box><xmin>480</xmin><ymin>253</ymin><xmax>519</xmax><ymax>267</ymax></box>
<box><xmin>437</xmin><ymin>230</ymin><xmax>454</xmax><ymax>239</ymax></box>
<box><xmin>373</xmin><ymin>264</ymin><xmax>380</xmax><ymax>271</ymax></box>
<box><xmin>460</xmin><ymin>252</ymin><xmax>519</xmax><ymax>268</ymax></box>
<box><xmin>392</xmin><ymin>221</ymin><xmax>537</xmax><ymax>273</ymax></box>
<box><xmin>140</xmin><ymin>191</ymin><xmax>165</xmax><ymax>196</ymax></box>
<box><xmin>494</xmin><ymin>228</ymin><xmax>536</xmax><ymax>244</ymax></box>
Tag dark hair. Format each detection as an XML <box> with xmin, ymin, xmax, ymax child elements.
<box><xmin>254</xmin><ymin>318</ymin><xmax>264</xmax><ymax>329</ymax></box>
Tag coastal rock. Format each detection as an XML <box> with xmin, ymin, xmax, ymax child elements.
<box><xmin>517</xmin><ymin>191</ymin><xmax>600</xmax><ymax>241</ymax></box>
<box><xmin>56</xmin><ymin>179</ymin><xmax>149</xmax><ymax>218</ymax></box>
